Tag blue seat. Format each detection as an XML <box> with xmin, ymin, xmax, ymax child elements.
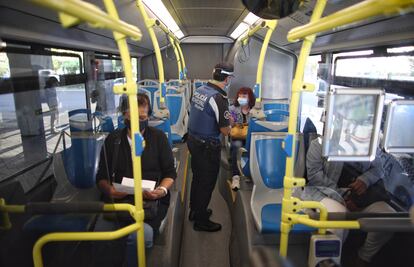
<box><xmin>263</xmin><ymin>102</ymin><xmax>289</xmax><ymax>112</ymax></box>
<box><xmin>68</xmin><ymin>109</ymin><xmax>93</xmax><ymax>133</ymax></box>
<box><xmin>193</xmin><ymin>79</ymin><xmax>208</xmax><ymax>90</ymax></box>
<box><xmin>149</xmin><ymin>119</ymin><xmax>173</xmax><ymax>146</ymax></box>
<box><xmin>250</xmin><ymin>132</ymin><xmax>314</xmax><ymax>234</ymax></box>
<box><xmin>24</xmin><ymin>136</ymin><xmax>104</xmax><ymax>233</ymax></box>
<box><xmin>139</xmin><ymin>86</ymin><xmax>158</xmax><ymax>107</ymax></box>
<box><xmin>262</xmin><ymin>204</ymin><xmax>314</xmax><ymax>233</ymax></box>
<box><xmin>155</xmin><ymin>91</ymin><xmax>188</xmax><ymax>144</ymax></box>
<box><xmin>239</xmin><ymin>119</ymin><xmax>288</xmax><ymax>177</ymax></box>
<box><xmin>264</xmin><ymin>109</ymin><xmax>289</xmax><ymax>122</ymax></box>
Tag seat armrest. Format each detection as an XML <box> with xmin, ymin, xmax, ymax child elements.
<box><xmin>237</xmin><ymin>147</ymin><xmax>248</xmax><ymax>177</ymax></box>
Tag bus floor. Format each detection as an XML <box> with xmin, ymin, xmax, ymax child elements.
<box><xmin>179</xmin><ymin>168</ymin><xmax>232</xmax><ymax>267</ymax></box>
<box><xmin>341</xmin><ymin>231</ymin><xmax>414</xmax><ymax>267</ymax></box>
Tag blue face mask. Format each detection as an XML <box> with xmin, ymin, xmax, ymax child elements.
<box><xmin>238</xmin><ymin>97</ymin><xmax>248</xmax><ymax>106</ymax></box>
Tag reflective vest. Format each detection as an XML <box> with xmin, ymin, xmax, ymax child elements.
<box><xmin>189</xmin><ymin>84</ymin><xmax>221</xmax><ymax>139</ymax></box>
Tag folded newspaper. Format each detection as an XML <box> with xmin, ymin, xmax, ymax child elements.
<box><xmin>113</xmin><ymin>177</ymin><xmax>156</xmax><ymax>194</ymax></box>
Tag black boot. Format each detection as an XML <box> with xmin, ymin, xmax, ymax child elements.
<box><xmin>188</xmin><ymin>209</ymin><xmax>212</xmax><ymax>221</ymax></box>
<box><xmin>193</xmin><ymin>219</ymin><xmax>222</xmax><ymax>232</ymax></box>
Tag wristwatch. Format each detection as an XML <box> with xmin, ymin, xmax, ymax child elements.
<box><xmin>157</xmin><ymin>186</ymin><xmax>168</xmax><ymax>196</ymax></box>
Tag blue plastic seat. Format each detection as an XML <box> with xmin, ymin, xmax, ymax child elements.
<box><xmin>249</xmin><ymin>132</ymin><xmax>314</xmax><ymax>234</ymax></box>
<box><xmin>149</xmin><ymin>119</ymin><xmax>173</xmax><ymax>146</ymax></box>
<box><xmin>239</xmin><ymin>119</ymin><xmax>288</xmax><ymax>177</ymax></box>
<box><xmin>264</xmin><ymin>109</ymin><xmax>289</xmax><ymax>122</ymax></box>
<box><xmin>24</xmin><ymin>136</ymin><xmax>104</xmax><ymax>233</ymax></box>
<box><xmin>68</xmin><ymin>109</ymin><xmax>93</xmax><ymax>133</ymax></box>
<box><xmin>262</xmin><ymin>204</ymin><xmax>314</xmax><ymax>233</ymax></box>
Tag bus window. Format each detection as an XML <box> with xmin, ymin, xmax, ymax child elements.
<box><xmin>0</xmin><ymin>45</ymin><xmax>86</xmax><ymax>191</ymax></box>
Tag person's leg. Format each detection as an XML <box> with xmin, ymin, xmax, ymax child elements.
<box><xmin>125</xmin><ymin>223</ymin><xmax>153</xmax><ymax>267</ymax></box>
<box><xmin>187</xmin><ymin>138</ymin><xmax>203</xmax><ymax>213</ymax></box>
<box><xmin>231</xmin><ymin>140</ymin><xmax>243</xmax><ymax>190</ymax></box>
<box><xmin>320</xmin><ymin>197</ymin><xmax>348</xmax><ymax>242</ymax></box>
<box><xmin>192</xmin><ymin>143</ymin><xmax>220</xmax><ymax>220</ymax></box>
<box><xmin>230</xmin><ymin>140</ymin><xmax>243</xmax><ymax>176</ymax></box>
<box><xmin>358</xmin><ymin>201</ymin><xmax>395</xmax><ymax>263</ymax></box>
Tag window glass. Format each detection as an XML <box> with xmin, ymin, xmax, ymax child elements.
<box><xmin>334</xmin><ymin>49</ymin><xmax>414</xmax><ymax>82</ymax></box>
<box><xmin>0</xmin><ymin>50</ymin><xmax>86</xmax><ymax>190</ymax></box>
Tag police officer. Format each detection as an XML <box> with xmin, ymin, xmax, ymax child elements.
<box><xmin>187</xmin><ymin>62</ymin><xmax>233</xmax><ymax>232</ymax></box>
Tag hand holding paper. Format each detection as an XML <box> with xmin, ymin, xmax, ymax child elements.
<box><xmin>113</xmin><ymin>177</ymin><xmax>156</xmax><ymax>195</ymax></box>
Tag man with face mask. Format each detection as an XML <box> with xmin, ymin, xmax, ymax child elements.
<box><xmin>187</xmin><ymin>62</ymin><xmax>233</xmax><ymax>232</ymax></box>
<box><xmin>96</xmin><ymin>93</ymin><xmax>176</xmax><ymax>245</ymax></box>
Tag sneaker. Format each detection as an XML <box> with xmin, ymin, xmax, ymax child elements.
<box><xmin>231</xmin><ymin>175</ymin><xmax>240</xmax><ymax>191</ymax></box>
<box><xmin>193</xmin><ymin>219</ymin><xmax>222</xmax><ymax>232</ymax></box>
<box><xmin>188</xmin><ymin>209</ymin><xmax>212</xmax><ymax>221</ymax></box>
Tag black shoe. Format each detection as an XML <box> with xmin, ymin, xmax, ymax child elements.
<box><xmin>188</xmin><ymin>209</ymin><xmax>212</xmax><ymax>221</ymax></box>
<box><xmin>193</xmin><ymin>219</ymin><xmax>222</xmax><ymax>232</ymax></box>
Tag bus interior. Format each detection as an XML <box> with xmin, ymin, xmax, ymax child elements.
<box><xmin>0</xmin><ymin>0</ymin><xmax>414</xmax><ymax>267</ymax></box>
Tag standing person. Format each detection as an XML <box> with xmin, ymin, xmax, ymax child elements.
<box><xmin>44</xmin><ymin>77</ymin><xmax>60</xmax><ymax>134</ymax></box>
<box><xmin>229</xmin><ymin>87</ymin><xmax>255</xmax><ymax>190</ymax></box>
<box><xmin>187</xmin><ymin>62</ymin><xmax>233</xmax><ymax>232</ymax></box>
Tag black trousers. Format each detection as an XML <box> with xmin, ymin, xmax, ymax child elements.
<box><xmin>187</xmin><ymin>135</ymin><xmax>221</xmax><ymax>221</ymax></box>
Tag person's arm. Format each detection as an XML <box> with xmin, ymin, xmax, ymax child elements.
<box><xmin>95</xmin><ymin>135</ymin><xmax>128</xmax><ymax>199</ymax></box>
<box><xmin>211</xmin><ymin>95</ymin><xmax>230</xmax><ymax>136</ymax></box>
<box><xmin>144</xmin><ymin>132</ymin><xmax>177</xmax><ymax>200</ymax></box>
<box><xmin>350</xmin><ymin>149</ymin><xmax>384</xmax><ymax>195</ymax></box>
<box><xmin>306</xmin><ymin>139</ymin><xmax>337</xmax><ymax>189</ymax></box>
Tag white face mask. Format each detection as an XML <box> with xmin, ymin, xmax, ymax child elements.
<box><xmin>238</xmin><ymin>97</ymin><xmax>248</xmax><ymax>106</ymax></box>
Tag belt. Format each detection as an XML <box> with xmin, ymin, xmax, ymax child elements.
<box><xmin>188</xmin><ymin>134</ymin><xmax>220</xmax><ymax>145</ymax></box>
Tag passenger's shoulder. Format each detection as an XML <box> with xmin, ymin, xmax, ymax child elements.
<box><xmin>147</xmin><ymin>126</ymin><xmax>166</xmax><ymax>138</ymax></box>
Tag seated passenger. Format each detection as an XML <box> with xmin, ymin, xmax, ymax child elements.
<box><xmin>96</xmin><ymin>93</ymin><xmax>176</xmax><ymax>266</ymax></box>
<box><xmin>229</xmin><ymin>87</ymin><xmax>255</xmax><ymax>190</ymax></box>
<box><xmin>306</xmin><ymin>137</ymin><xmax>395</xmax><ymax>266</ymax></box>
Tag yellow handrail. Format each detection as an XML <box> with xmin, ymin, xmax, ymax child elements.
<box><xmin>155</xmin><ymin>20</ymin><xmax>185</xmax><ymax>81</ymax></box>
<box><xmin>136</xmin><ymin>0</ymin><xmax>166</xmax><ymax>104</ymax></box>
<box><xmin>103</xmin><ymin>1</ymin><xmax>146</xmax><ymax>267</ymax></box>
<box><xmin>280</xmin><ymin>0</ymin><xmax>328</xmax><ymax>258</ymax></box>
<box><xmin>288</xmin><ymin>0</ymin><xmax>414</xmax><ymax>42</ymax></box>
<box><xmin>255</xmin><ymin>20</ymin><xmax>277</xmax><ymax>103</ymax></box>
<box><xmin>280</xmin><ymin>0</ymin><xmax>414</xmax><ymax>258</ymax></box>
<box><xmin>31</xmin><ymin>0</ymin><xmax>142</xmax><ymax>41</ymax></box>
<box><xmin>240</xmin><ymin>21</ymin><xmax>266</xmax><ymax>46</ymax></box>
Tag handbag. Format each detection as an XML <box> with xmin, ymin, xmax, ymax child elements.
<box><xmin>230</xmin><ymin>123</ymin><xmax>248</xmax><ymax>140</ymax></box>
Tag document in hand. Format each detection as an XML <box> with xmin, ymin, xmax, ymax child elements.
<box><xmin>113</xmin><ymin>177</ymin><xmax>156</xmax><ymax>194</ymax></box>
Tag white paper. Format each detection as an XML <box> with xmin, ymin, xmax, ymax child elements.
<box><xmin>113</xmin><ymin>177</ymin><xmax>156</xmax><ymax>195</ymax></box>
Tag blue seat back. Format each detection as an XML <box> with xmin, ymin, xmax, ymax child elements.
<box><xmin>63</xmin><ymin>135</ymin><xmax>104</xmax><ymax>188</ymax></box>
<box><xmin>264</xmin><ymin>109</ymin><xmax>289</xmax><ymax>122</ymax></box>
<box><xmin>117</xmin><ymin>115</ymin><xmax>125</xmax><ymax>129</ymax></box>
<box><xmin>139</xmin><ymin>86</ymin><xmax>158</xmax><ymax>107</ymax></box>
<box><xmin>69</xmin><ymin>109</ymin><xmax>93</xmax><ymax>133</ymax></box>
<box><xmin>256</xmin><ymin>138</ymin><xmax>286</xmax><ymax>189</ymax></box>
<box><xmin>263</xmin><ymin>102</ymin><xmax>289</xmax><ymax>111</ymax></box>
<box><xmin>149</xmin><ymin>119</ymin><xmax>172</xmax><ymax>146</ymax></box>
<box><xmin>245</xmin><ymin>119</ymin><xmax>288</xmax><ymax>152</ymax></box>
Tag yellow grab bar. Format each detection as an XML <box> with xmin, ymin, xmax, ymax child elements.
<box><xmin>33</xmin><ymin>223</ymin><xmax>140</xmax><ymax>267</ymax></box>
<box><xmin>280</xmin><ymin>0</ymin><xmax>328</xmax><ymax>258</ymax></box>
<box><xmin>136</xmin><ymin>0</ymin><xmax>166</xmax><ymax>104</ymax></box>
<box><xmin>104</xmin><ymin>0</ymin><xmax>146</xmax><ymax>266</ymax></box>
<box><xmin>288</xmin><ymin>0</ymin><xmax>414</xmax><ymax>42</ymax></box>
<box><xmin>255</xmin><ymin>20</ymin><xmax>277</xmax><ymax>103</ymax></box>
<box><xmin>31</xmin><ymin>0</ymin><xmax>142</xmax><ymax>41</ymax></box>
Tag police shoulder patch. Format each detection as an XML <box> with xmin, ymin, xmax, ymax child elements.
<box><xmin>224</xmin><ymin>111</ymin><xmax>231</xmax><ymax>120</ymax></box>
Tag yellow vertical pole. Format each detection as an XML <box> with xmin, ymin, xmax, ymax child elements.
<box><xmin>136</xmin><ymin>0</ymin><xmax>166</xmax><ymax>104</ymax></box>
<box><xmin>103</xmin><ymin>1</ymin><xmax>146</xmax><ymax>266</ymax></box>
<box><xmin>255</xmin><ymin>20</ymin><xmax>277</xmax><ymax>103</ymax></box>
<box><xmin>168</xmin><ymin>35</ymin><xmax>183</xmax><ymax>80</ymax></box>
<box><xmin>279</xmin><ymin>0</ymin><xmax>328</xmax><ymax>258</ymax></box>
<box><xmin>176</xmin><ymin>41</ymin><xmax>187</xmax><ymax>79</ymax></box>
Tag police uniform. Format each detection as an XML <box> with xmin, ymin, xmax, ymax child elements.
<box><xmin>187</xmin><ymin>80</ymin><xmax>230</xmax><ymax>226</ymax></box>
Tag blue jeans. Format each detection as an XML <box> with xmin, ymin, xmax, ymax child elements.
<box><xmin>230</xmin><ymin>140</ymin><xmax>244</xmax><ymax>176</ymax></box>
<box><xmin>125</xmin><ymin>223</ymin><xmax>154</xmax><ymax>267</ymax></box>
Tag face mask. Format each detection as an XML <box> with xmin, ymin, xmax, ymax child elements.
<box><xmin>124</xmin><ymin>118</ymin><xmax>131</xmax><ymax>129</ymax></box>
<box><xmin>124</xmin><ymin>118</ymin><xmax>148</xmax><ymax>132</ymax></box>
<box><xmin>139</xmin><ymin>119</ymin><xmax>149</xmax><ymax>132</ymax></box>
<box><xmin>238</xmin><ymin>97</ymin><xmax>248</xmax><ymax>106</ymax></box>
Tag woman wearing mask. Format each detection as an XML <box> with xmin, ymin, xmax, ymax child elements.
<box><xmin>229</xmin><ymin>87</ymin><xmax>255</xmax><ymax>190</ymax></box>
